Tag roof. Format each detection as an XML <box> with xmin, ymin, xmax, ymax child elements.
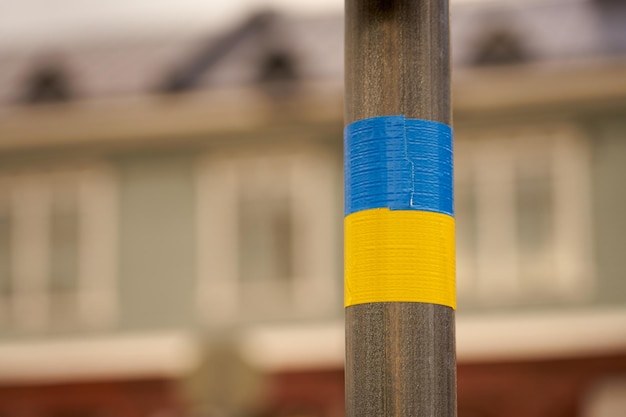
<box><xmin>0</xmin><ymin>0</ymin><xmax>624</xmax><ymax>107</ymax></box>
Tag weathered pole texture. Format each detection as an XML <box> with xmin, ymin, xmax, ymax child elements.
<box><xmin>344</xmin><ymin>1</ymin><xmax>456</xmax><ymax>417</ymax></box>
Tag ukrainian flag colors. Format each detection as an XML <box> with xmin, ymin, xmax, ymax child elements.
<box><xmin>344</xmin><ymin>116</ymin><xmax>456</xmax><ymax>309</ymax></box>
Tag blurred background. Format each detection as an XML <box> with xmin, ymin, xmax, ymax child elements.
<box><xmin>1</xmin><ymin>0</ymin><xmax>626</xmax><ymax>416</ymax></box>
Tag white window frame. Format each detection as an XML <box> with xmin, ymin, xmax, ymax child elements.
<box><xmin>0</xmin><ymin>164</ymin><xmax>118</xmax><ymax>331</ymax></box>
<box><xmin>455</xmin><ymin>124</ymin><xmax>594</xmax><ymax>305</ymax></box>
<box><xmin>196</xmin><ymin>147</ymin><xmax>339</xmax><ymax>324</ymax></box>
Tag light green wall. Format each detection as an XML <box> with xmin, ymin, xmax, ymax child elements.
<box><xmin>116</xmin><ymin>151</ymin><xmax>197</xmax><ymax>331</ymax></box>
<box><xmin>591</xmin><ymin>116</ymin><xmax>626</xmax><ymax>306</ymax></box>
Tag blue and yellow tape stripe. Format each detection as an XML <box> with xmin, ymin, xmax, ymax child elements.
<box><xmin>345</xmin><ymin>116</ymin><xmax>453</xmax><ymax>217</ymax></box>
<box><xmin>344</xmin><ymin>115</ymin><xmax>456</xmax><ymax>309</ymax></box>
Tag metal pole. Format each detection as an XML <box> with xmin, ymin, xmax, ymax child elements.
<box><xmin>344</xmin><ymin>1</ymin><xmax>456</xmax><ymax>417</ymax></box>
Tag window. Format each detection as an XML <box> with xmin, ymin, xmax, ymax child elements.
<box><xmin>196</xmin><ymin>149</ymin><xmax>339</xmax><ymax>323</ymax></box>
<box><xmin>0</xmin><ymin>165</ymin><xmax>118</xmax><ymax>331</ymax></box>
<box><xmin>455</xmin><ymin>125</ymin><xmax>593</xmax><ymax>306</ymax></box>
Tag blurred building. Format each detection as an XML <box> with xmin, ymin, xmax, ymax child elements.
<box><xmin>1</xmin><ymin>1</ymin><xmax>626</xmax><ymax>417</ymax></box>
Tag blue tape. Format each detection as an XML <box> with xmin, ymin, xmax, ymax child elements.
<box><xmin>344</xmin><ymin>115</ymin><xmax>453</xmax><ymax>217</ymax></box>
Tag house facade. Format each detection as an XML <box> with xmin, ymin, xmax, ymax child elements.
<box><xmin>1</xmin><ymin>1</ymin><xmax>626</xmax><ymax>417</ymax></box>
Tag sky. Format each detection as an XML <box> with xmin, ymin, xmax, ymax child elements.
<box><xmin>0</xmin><ymin>0</ymin><xmax>578</xmax><ymax>49</ymax></box>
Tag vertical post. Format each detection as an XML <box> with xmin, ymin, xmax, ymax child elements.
<box><xmin>344</xmin><ymin>1</ymin><xmax>456</xmax><ymax>417</ymax></box>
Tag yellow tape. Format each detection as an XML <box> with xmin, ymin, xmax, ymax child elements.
<box><xmin>345</xmin><ymin>208</ymin><xmax>456</xmax><ymax>309</ymax></box>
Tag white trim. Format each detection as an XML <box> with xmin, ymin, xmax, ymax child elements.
<box><xmin>2</xmin><ymin>309</ymin><xmax>625</xmax><ymax>381</ymax></box>
<box><xmin>0</xmin><ymin>332</ymin><xmax>199</xmax><ymax>384</ymax></box>
<box><xmin>77</xmin><ymin>166</ymin><xmax>119</xmax><ymax>327</ymax></box>
<box><xmin>196</xmin><ymin>157</ymin><xmax>241</xmax><ymax>322</ymax></box>
<box><xmin>456</xmin><ymin>309</ymin><xmax>626</xmax><ymax>362</ymax></box>
<box><xmin>474</xmin><ymin>138</ymin><xmax>519</xmax><ymax>299</ymax></box>
<box><xmin>239</xmin><ymin>324</ymin><xmax>345</xmax><ymax>372</ymax></box>
<box><xmin>553</xmin><ymin>128</ymin><xmax>595</xmax><ymax>298</ymax></box>
<box><xmin>237</xmin><ymin>308</ymin><xmax>626</xmax><ymax>372</ymax></box>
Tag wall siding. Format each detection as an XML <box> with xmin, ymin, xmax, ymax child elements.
<box><xmin>117</xmin><ymin>152</ymin><xmax>197</xmax><ymax>331</ymax></box>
